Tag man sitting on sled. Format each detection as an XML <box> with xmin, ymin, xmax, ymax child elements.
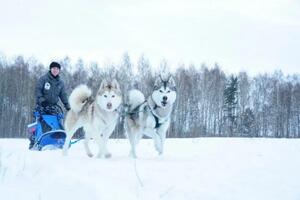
<box><xmin>28</xmin><ymin>62</ymin><xmax>70</xmax><ymax>149</ymax></box>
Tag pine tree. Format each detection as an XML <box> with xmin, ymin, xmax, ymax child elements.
<box><xmin>223</xmin><ymin>75</ymin><xmax>238</xmax><ymax>136</ymax></box>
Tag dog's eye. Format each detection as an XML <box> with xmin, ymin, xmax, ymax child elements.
<box><xmin>112</xmin><ymin>95</ymin><xmax>115</xmax><ymax>98</ymax></box>
<box><xmin>104</xmin><ymin>95</ymin><xmax>107</xmax><ymax>98</ymax></box>
<box><xmin>167</xmin><ymin>90</ymin><xmax>170</xmax><ymax>93</ymax></box>
<box><xmin>159</xmin><ymin>90</ymin><xmax>163</xmax><ymax>93</ymax></box>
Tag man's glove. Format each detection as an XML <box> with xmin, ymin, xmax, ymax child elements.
<box><xmin>41</xmin><ymin>101</ymin><xmax>48</xmax><ymax>107</ymax></box>
<box><xmin>65</xmin><ymin>104</ymin><xmax>71</xmax><ymax>111</ymax></box>
<box><xmin>39</xmin><ymin>97</ymin><xmax>48</xmax><ymax>107</ymax></box>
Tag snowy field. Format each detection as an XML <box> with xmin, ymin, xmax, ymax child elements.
<box><xmin>0</xmin><ymin>138</ymin><xmax>299</xmax><ymax>200</ymax></box>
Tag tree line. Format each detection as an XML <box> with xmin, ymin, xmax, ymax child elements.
<box><xmin>0</xmin><ymin>53</ymin><xmax>300</xmax><ymax>138</ymax></box>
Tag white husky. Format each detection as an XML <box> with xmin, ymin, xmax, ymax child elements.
<box><xmin>62</xmin><ymin>79</ymin><xmax>122</xmax><ymax>158</ymax></box>
<box><xmin>125</xmin><ymin>75</ymin><xmax>177</xmax><ymax>157</ymax></box>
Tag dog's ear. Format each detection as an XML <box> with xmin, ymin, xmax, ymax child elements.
<box><xmin>154</xmin><ymin>76</ymin><xmax>161</xmax><ymax>89</ymax></box>
<box><xmin>99</xmin><ymin>79</ymin><xmax>108</xmax><ymax>91</ymax></box>
<box><xmin>111</xmin><ymin>79</ymin><xmax>120</xmax><ymax>91</ymax></box>
<box><xmin>168</xmin><ymin>76</ymin><xmax>176</xmax><ymax>89</ymax></box>
<box><xmin>169</xmin><ymin>76</ymin><xmax>175</xmax><ymax>86</ymax></box>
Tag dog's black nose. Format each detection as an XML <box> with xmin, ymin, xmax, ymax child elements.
<box><xmin>163</xmin><ymin>96</ymin><xmax>168</xmax><ymax>101</ymax></box>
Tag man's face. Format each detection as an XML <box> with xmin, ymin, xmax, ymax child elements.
<box><xmin>50</xmin><ymin>67</ymin><xmax>60</xmax><ymax>77</ymax></box>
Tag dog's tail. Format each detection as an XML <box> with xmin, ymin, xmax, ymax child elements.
<box><xmin>127</xmin><ymin>89</ymin><xmax>145</xmax><ymax>111</ymax></box>
<box><xmin>69</xmin><ymin>84</ymin><xmax>92</xmax><ymax>113</ymax></box>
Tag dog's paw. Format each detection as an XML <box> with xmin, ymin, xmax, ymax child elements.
<box><xmin>155</xmin><ymin>147</ymin><xmax>163</xmax><ymax>155</ymax></box>
<box><xmin>129</xmin><ymin>151</ymin><xmax>137</xmax><ymax>159</ymax></box>
<box><xmin>105</xmin><ymin>153</ymin><xmax>112</xmax><ymax>159</ymax></box>
<box><xmin>87</xmin><ymin>153</ymin><xmax>94</xmax><ymax>157</ymax></box>
<box><xmin>155</xmin><ymin>147</ymin><xmax>162</xmax><ymax>153</ymax></box>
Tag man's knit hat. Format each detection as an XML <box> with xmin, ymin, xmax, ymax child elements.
<box><xmin>49</xmin><ymin>62</ymin><xmax>61</xmax><ymax>70</ymax></box>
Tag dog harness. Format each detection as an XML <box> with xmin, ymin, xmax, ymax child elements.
<box><xmin>148</xmin><ymin>101</ymin><xmax>170</xmax><ymax>129</ymax></box>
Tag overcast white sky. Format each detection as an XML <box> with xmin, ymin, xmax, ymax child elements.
<box><xmin>0</xmin><ymin>0</ymin><xmax>299</xmax><ymax>75</ymax></box>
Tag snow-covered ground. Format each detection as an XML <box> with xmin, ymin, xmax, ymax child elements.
<box><xmin>0</xmin><ymin>138</ymin><xmax>299</xmax><ymax>200</ymax></box>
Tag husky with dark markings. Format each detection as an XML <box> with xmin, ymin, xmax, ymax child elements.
<box><xmin>125</xmin><ymin>75</ymin><xmax>177</xmax><ymax>158</ymax></box>
<box><xmin>62</xmin><ymin>79</ymin><xmax>122</xmax><ymax>158</ymax></box>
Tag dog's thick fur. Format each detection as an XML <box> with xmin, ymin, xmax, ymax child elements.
<box><xmin>62</xmin><ymin>79</ymin><xmax>122</xmax><ymax>158</ymax></box>
<box><xmin>125</xmin><ymin>75</ymin><xmax>176</xmax><ymax>157</ymax></box>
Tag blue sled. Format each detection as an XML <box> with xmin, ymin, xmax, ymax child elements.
<box><xmin>28</xmin><ymin>113</ymin><xmax>66</xmax><ymax>151</ymax></box>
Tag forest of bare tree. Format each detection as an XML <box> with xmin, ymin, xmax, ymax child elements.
<box><xmin>0</xmin><ymin>53</ymin><xmax>299</xmax><ymax>138</ymax></box>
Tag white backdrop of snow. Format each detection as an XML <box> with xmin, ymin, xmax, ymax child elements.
<box><xmin>0</xmin><ymin>138</ymin><xmax>299</xmax><ymax>200</ymax></box>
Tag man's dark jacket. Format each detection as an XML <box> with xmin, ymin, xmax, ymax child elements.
<box><xmin>36</xmin><ymin>71</ymin><xmax>70</xmax><ymax>110</ymax></box>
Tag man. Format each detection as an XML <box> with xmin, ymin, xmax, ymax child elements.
<box><xmin>29</xmin><ymin>61</ymin><xmax>70</xmax><ymax>149</ymax></box>
<box><xmin>36</xmin><ymin>61</ymin><xmax>70</xmax><ymax>112</ymax></box>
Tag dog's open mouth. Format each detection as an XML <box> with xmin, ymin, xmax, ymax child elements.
<box><xmin>161</xmin><ymin>101</ymin><xmax>167</xmax><ymax>107</ymax></box>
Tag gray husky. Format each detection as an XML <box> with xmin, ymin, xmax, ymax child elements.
<box><xmin>125</xmin><ymin>75</ymin><xmax>177</xmax><ymax>157</ymax></box>
<box><xmin>62</xmin><ymin>79</ymin><xmax>122</xmax><ymax>158</ymax></box>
